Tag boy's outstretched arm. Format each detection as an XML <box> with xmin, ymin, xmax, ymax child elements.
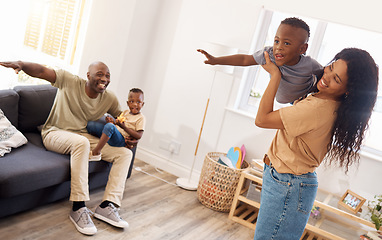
<box><xmin>0</xmin><ymin>61</ymin><xmax>56</xmax><ymax>83</ymax></box>
<box><xmin>197</xmin><ymin>49</ymin><xmax>257</xmax><ymax>66</ymax></box>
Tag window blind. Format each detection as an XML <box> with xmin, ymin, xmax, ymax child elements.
<box><xmin>24</xmin><ymin>0</ymin><xmax>80</xmax><ymax>61</ymax></box>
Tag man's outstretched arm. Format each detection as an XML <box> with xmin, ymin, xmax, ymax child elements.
<box><xmin>0</xmin><ymin>61</ymin><xmax>56</xmax><ymax>83</ymax></box>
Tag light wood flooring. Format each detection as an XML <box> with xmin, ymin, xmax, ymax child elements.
<box><xmin>0</xmin><ymin>159</ymin><xmax>254</xmax><ymax>240</ymax></box>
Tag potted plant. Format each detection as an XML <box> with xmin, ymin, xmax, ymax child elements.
<box><xmin>367</xmin><ymin>195</ymin><xmax>382</xmax><ymax>230</ymax></box>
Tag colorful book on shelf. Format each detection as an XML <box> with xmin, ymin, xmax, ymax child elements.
<box><xmin>360</xmin><ymin>234</ymin><xmax>372</xmax><ymax>240</ymax></box>
<box><xmin>367</xmin><ymin>231</ymin><xmax>382</xmax><ymax>240</ymax></box>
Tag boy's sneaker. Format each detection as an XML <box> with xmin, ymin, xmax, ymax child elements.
<box><xmin>69</xmin><ymin>207</ymin><xmax>97</xmax><ymax>235</ymax></box>
<box><xmin>89</xmin><ymin>151</ymin><xmax>101</xmax><ymax>161</ymax></box>
<box><xmin>94</xmin><ymin>203</ymin><xmax>129</xmax><ymax>228</ymax></box>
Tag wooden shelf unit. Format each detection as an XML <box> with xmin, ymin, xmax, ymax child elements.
<box><xmin>229</xmin><ymin>168</ymin><xmax>379</xmax><ymax>240</ymax></box>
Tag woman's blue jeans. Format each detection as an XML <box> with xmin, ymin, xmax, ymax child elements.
<box><xmin>254</xmin><ymin>163</ymin><xmax>318</xmax><ymax>240</ymax></box>
<box><xmin>86</xmin><ymin>121</ymin><xmax>126</xmax><ymax>147</ymax></box>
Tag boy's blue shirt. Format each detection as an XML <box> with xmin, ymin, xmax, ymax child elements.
<box><xmin>253</xmin><ymin>46</ymin><xmax>323</xmax><ymax>103</ymax></box>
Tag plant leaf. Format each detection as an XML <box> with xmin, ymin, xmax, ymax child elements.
<box><xmin>371</xmin><ymin>215</ymin><xmax>381</xmax><ymax>230</ymax></box>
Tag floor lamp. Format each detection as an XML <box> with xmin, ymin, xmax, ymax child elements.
<box><xmin>176</xmin><ymin>43</ymin><xmax>238</xmax><ymax>190</ymax></box>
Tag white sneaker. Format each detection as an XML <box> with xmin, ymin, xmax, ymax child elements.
<box><xmin>89</xmin><ymin>151</ymin><xmax>101</xmax><ymax>161</ymax></box>
<box><xmin>69</xmin><ymin>207</ymin><xmax>97</xmax><ymax>235</ymax></box>
<box><xmin>94</xmin><ymin>203</ymin><xmax>129</xmax><ymax>228</ymax></box>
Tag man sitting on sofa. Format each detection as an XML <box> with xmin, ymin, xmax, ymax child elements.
<box><xmin>0</xmin><ymin>60</ymin><xmax>132</xmax><ymax>235</ymax></box>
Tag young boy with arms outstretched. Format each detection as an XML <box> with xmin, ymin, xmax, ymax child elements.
<box><xmin>198</xmin><ymin>17</ymin><xmax>323</xmax><ymax>104</ymax></box>
<box><xmin>87</xmin><ymin>88</ymin><xmax>146</xmax><ymax>160</ymax></box>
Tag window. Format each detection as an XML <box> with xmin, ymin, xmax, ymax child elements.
<box><xmin>0</xmin><ymin>0</ymin><xmax>87</xmax><ymax>89</ymax></box>
<box><xmin>24</xmin><ymin>0</ymin><xmax>79</xmax><ymax>61</ymax></box>
<box><xmin>238</xmin><ymin>9</ymin><xmax>382</xmax><ymax>153</ymax></box>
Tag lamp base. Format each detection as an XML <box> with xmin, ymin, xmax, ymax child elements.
<box><xmin>176</xmin><ymin>177</ymin><xmax>198</xmax><ymax>191</ymax></box>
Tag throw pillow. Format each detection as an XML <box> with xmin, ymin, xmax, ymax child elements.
<box><xmin>0</xmin><ymin>109</ymin><xmax>28</xmax><ymax>157</ymax></box>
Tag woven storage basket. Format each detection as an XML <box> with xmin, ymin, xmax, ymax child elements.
<box><xmin>197</xmin><ymin>152</ymin><xmax>249</xmax><ymax>212</ymax></box>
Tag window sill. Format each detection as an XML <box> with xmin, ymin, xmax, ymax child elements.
<box><xmin>225</xmin><ymin>107</ymin><xmax>255</xmax><ymax>119</ymax></box>
<box><xmin>359</xmin><ymin>148</ymin><xmax>382</xmax><ymax>163</ymax></box>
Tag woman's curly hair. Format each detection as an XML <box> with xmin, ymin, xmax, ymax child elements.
<box><xmin>326</xmin><ymin>48</ymin><xmax>379</xmax><ymax>172</ymax></box>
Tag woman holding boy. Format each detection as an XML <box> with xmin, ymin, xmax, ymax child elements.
<box><xmin>199</xmin><ymin>17</ymin><xmax>379</xmax><ymax>239</ymax></box>
<box><xmin>254</xmin><ymin>48</ymin><xmax>378</xmax><ymax>239</ymax></box>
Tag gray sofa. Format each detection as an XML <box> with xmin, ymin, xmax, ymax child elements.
<box><xmin>0</xmin><ymin>84</ymin><xmax>135</xmax><ymax>218</ymax></box>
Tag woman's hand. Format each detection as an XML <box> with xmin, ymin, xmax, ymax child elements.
<box><xmin>261</xmin><ymin>51</ymin><xmax>281</xmax><ymax>77</ymax></box>
<box><xmin>255</xmin><ymin>51</ymin><xmax>284</xmax><ymax>130</ymax></box>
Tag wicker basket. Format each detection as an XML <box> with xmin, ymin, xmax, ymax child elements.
<box><xmin>197</xmin><ymin>152</ymin><xmax>249</xmax><ymax>212</ymax></box>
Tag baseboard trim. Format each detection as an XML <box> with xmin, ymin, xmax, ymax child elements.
<box><xmin>135</xmin><ymin>147</ymin><xmax>201</xmax><ymax>183</ymax></box>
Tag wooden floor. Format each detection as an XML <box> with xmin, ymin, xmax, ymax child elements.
<box><xmin>0</xmin><ymin>159</ymin><xmax>254</xmax><ymax>240</ymax></box>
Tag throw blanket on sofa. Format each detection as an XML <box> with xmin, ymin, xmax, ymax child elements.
<box><xmin>0</xmin><ymin>109</ymin><xmax>27</xmax><ymax>157</ymax></box>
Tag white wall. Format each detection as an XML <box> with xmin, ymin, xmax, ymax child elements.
<box><xmin>76</xmin><ymin>0</ymin><xmax>137</xmax><ymax>82</ymax></box>
<box><xmin>0</xmin><ymin>0</ymin><xmax>36</xmax><ymax>88</ymax></box>
<box><xmin>79</xmin><ymin>0</ymin><xmax>382</xmax><ymax>200</ymax></box>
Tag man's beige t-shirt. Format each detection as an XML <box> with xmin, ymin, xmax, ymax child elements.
<box><xmin>41</xmin><ymin>69</ymin><xmax>122</xmax><ymax>138</ymax></box>
<box><xmin>115</xmin><ymin>110</ymin><xmax>145</xmax><ymax>139</ymax></box>
<box><xmin>267</xmin><ymin>95</ymin><xmax>340</xmax><ymax>175</ymax></box>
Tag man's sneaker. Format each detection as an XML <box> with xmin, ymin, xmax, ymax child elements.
<box><xmin>69</xmin><ymin>207</ymin><xmax>97</xmax><ymax>235</ymax></box>
<box><xmin>94</xmin><ymin>203</ymin><xmax>129</xmax><ymax>228</ymax></box>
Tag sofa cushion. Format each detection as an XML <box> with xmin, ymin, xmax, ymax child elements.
<box><xmin>14</xmin><ymin>84</ymin><xmax>57</xmax><ymax>133</ymax></box>
<box><xmin>0</xmin><ymin>143</ymin><xmax>70</xmax><ymax>197</ymax></box>
<box><xmin>0</xmin><ymin>138</ymin><xmax>111</xmax><ymax>197</ymax></box>
<box><xmin>0</xmin><ymin>89</ymin><xmax>19</xmax><ymax>127</ymax></box>
<box><xmin>23</xmin><ymin>132</ymin><xmax>111</xmax><ymax>173</ymax></box>
<box><xmin>23</xmin><ymin>132</ymin><xmax>45</xmax><ymax>148</ymax></box>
